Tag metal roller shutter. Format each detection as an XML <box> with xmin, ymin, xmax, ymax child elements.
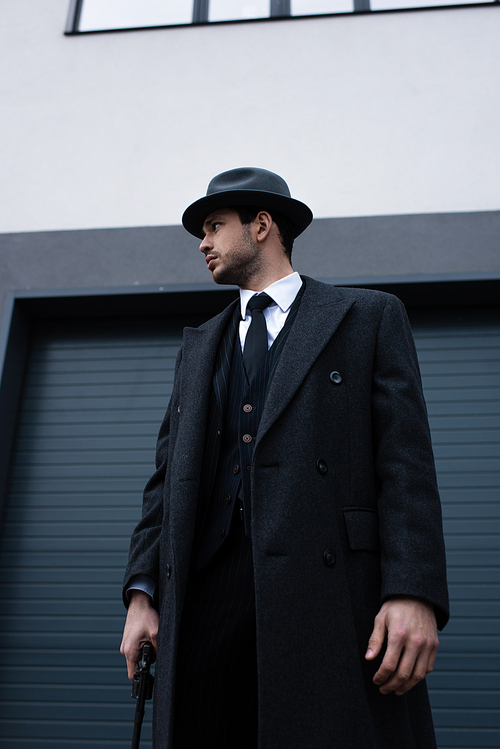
<box><xmin>0</xmin><ymin>315</ymin><xmax>205</xmax><ymax>748</ymax></box>
<box><xmin>0</xmin><ymin>304</ymin><xmax>499</xmax><ymax>747</ymax></box>
<box><xmin>410</xmin><ymin>307</ymin><xmax>500</xmax><ymax>749</ymax></box>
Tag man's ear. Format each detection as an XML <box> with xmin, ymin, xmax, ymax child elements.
<box><xmin>255</xmin><ymin>211</ymin><xmax>273</xmax><ymax>243</ymax></box>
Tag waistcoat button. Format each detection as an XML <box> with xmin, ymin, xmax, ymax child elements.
<box><xmin>242</xmin><ymin>434</ymin><xmax>253</xmax><ymax>443</ymax></box>
<box><xmin>316</xmin><ymin>458</ymin><xmax>328</xmax><ymax>474</ymax></box>
<box><xmin>220</xmin><ymin>528</ymin><xmax>225</xmax><ymax>539</ymax></box>
<box><xmin>243</xmin><ymin>404</ymin><xmax>253</xmax><ymax>413</ymax></box>
<box><xmin>226</xmin><ymin>495</ymin><xmax>232</xmax><ymax>504</ymax></box>
<box><xmin>233</xmin><ymin>465</ymin><xmax>240</xmax><ymax>474</ymax></box>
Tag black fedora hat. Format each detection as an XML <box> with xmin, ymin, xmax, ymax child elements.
<box><xmin>182</xmin><ymin>167</ymin><xmax>313</xmax><ymax>239</ymax></box>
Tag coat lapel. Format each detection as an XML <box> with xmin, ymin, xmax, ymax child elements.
<box><xmin>170</xmin><ymin>301</ymin><xmax>238</xmax><ymax>564</ymax></box>
<box><xmin>256</xmin><ymin>278</ymin><xmax>354</xmax><ymax>448</ymax></box>
<box><xmin>178</xmin><ymin>300</ymin><xmax>238</xmax><ymax>430</ymax></box>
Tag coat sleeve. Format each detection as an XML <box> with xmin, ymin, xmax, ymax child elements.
<box><xmin>121</xmin><ymin>347</ymin><xmax>183</xmax><ymax>608</ymax></box>
<box><xmin>371</xmin><ymin>295</ymin><xmax>449</xmax><ymax>629</ymax></box>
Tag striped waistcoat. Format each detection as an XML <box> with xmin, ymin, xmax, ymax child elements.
<box><xmin>195</xmin><ymin>285</ymin><xmax>304</xmax><ymax>570</ymax></box>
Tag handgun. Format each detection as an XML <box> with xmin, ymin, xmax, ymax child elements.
<box><xmin>130</xmin><ymin>641</ymin><xmax>155</xmax><ymax>749</ymax></box>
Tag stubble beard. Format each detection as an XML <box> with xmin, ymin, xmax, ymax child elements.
<box><xmin>211</xmin><ymin>228</ymin><xmax>264</xmax><ymax>288</ymax></box>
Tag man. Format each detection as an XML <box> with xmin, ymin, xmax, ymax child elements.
<box><xmin>121</xmin><ymin>167</ymin><xmax>449</xmax><ymax>749</ymax></box>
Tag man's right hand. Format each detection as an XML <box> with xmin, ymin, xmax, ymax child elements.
<box><xmin>120</xmin><ymin>590</ymin><xmax>159</xmax><ymax>680</ymax></box>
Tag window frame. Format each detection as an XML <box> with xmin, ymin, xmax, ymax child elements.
<box><xmin>65</xmin><ymin>0</ymin><xmax>498</xmax><ymax>35</ymax></box>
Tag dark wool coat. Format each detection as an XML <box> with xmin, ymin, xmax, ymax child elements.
<box><xmin>123</xmin><ymin>277</ymin><xmax>449</xmax><ymax>749</ymax></box>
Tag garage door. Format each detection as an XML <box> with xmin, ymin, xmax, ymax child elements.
<box><xmin>0</xmin><ymin>305</ymin><xmax>498</xmax><ymax>748</ymax></box>
<box><xmin>0</xmin><ymin>315</ymin><xmax>206</xmax><ymax>748</ymax></box>
<box><xmin>409</xmin><ymin>307</ymin><xmax>500</xmax><ymax>749</ymax></box>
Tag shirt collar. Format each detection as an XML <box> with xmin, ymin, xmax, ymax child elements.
<box><xmin>240</xmin><ymin>272</ymin><xmax>302</xmax><ymax>319</ymax></box>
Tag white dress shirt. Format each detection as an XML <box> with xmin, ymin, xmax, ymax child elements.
<box><xmin>239</xmin><ymin>271</ymin><xmax>303</xmax><ymax>350</ymax></box>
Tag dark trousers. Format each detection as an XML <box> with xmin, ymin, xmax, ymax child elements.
<box><xmin>173</xmin><ymin>514</ymin><xmax>258</xmax><ymax>748</ymax></box>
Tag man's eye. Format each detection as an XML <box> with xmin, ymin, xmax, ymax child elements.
<box><xmin>213</xmin><ymin>222</ymin><xmax>221</xmax><ymax>230</ymax></box>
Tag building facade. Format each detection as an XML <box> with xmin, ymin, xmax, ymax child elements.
<box><xmin>0</xmin><ymin>1</ymin><xmax>499</xmax><ymax>746</ymax></box>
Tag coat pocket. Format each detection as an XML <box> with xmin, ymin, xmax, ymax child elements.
<box><xmin>343</xmin><ymin>507</ymin><xmax>380</xmax><ymax>551</ymax></box>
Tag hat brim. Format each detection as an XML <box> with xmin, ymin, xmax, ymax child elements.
<box><xmin>182</xmin><ymin>189</ymin><xmax>313</xmax><ymax>240</ymax></box>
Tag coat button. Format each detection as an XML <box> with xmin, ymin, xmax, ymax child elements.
<box><xmin>243</xmin><ymin>404</ymin><xmax>253</xmax><ymax>413</ymax></box>
<box><xmin>323</xmin><ymin>549</ymin><xmax>336</xmax><ymax>567</ymax></box>
<box><xmin>329</xmin><ymin>371</ymin><xmax>342</xmax><ymax>385</ymax></box>
<box><xmin>242</xmin><ymin>434</ymin><xmax>253</xmax><ymax>443</ymax></box>
<box><xmin>316</xmin><ymin>458</ymin><xmax>328</xmax><ymax>475</ymax></box>
<box><xmin>166</xmin><ymin>564</ymin><xmax>171</xmax><ymax>579</ymax></box>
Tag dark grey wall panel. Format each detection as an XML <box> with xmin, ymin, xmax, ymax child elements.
<box><xmin>1</xmin><ymin>210</ymin><xmax>499</xmax><ymax>330</ymax></box>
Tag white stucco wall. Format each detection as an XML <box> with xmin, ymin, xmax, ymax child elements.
<box><xmin>0</xmin><ymin>0</ymin><xmax>498</xmax><ymax>232</ymax></box>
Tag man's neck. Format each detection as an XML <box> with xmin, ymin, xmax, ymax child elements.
<box><xmin>239</xmin><ymin>268</ymin><xmax>295</xmax><ymax>293</ymax></box>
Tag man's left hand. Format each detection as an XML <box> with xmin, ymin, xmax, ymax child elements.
<box><xmin>365</xmin><ymin>597</ymin><xmax>439</xmax><ymax>696</ymax></box>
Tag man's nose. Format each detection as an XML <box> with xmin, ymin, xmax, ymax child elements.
<box><xmin>199</xmin><ymin>235</ymin><xmax>211</xmax><ymax>253</ymax></box>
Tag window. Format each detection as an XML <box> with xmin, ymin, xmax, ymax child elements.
<box><xmin>72</xmin><ymin>0</ymin><xmax>192</xmax><ymax>32</ymax></box>
<box><xmin>66</xmin><ymin>0</ymin><xmax>496</xmax><ymax>34</ymax></box>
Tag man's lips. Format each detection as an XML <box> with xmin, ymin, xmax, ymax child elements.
<box><xmin>206</xmin><ymin>255</ymin><xmax>217</xmax><ymax>271</ymax></box>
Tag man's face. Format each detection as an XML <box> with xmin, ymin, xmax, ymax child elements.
<box><xmin>199</xmin><ymin>208</ymin><xmax>264</xmax><ymax>288</ymax></box>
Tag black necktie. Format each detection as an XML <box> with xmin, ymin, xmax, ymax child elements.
<box><xmin>243</xmin><ymin>293</ymin><xmax>273</xmax><ymax>383</ymax></box>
